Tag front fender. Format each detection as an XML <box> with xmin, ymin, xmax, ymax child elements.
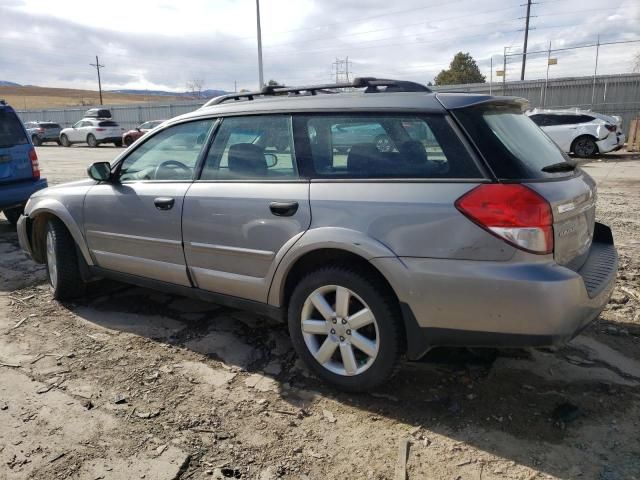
<box><xmin>27</xmin><ymin>198</ymin><xmax>93</xmax><ymax>266</ymax></box>
<box><xmin>267</xmin><ymin>227</ymin><xmax>398</xmax><ymax>306</ymax></box>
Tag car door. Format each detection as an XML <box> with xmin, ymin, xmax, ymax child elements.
<box><xmin>182</xmin><ymin>114</ymin><xmax>311</xmax><ymax>302</ymax></box>
<box><xmin>68</xmin><ymin>121</ymin><xmax>84</xmax><ymax>142</ymax></box>
<box><xmin>83</xmin><ymin>118</ymin><xmax>215</xmax><ymax>285</ymax></box>
<box><xmin>542</xmin><ymin>115</ymin><xmax>578</xmax><ymax>152</ymax></box>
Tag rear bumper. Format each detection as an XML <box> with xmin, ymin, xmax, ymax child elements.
<box><xmin>0</xmin><ymin>178</ymin><xmax>48</xmax><ymax>210</ymax></box>
<box><xmin>597</xmin><ymin>133</ymin><xmax>625</xmax><ymax>153</ymax></box>
<box><xmin>373</xmin><ymin>222</ymin><xmax>617</xmax><ymax>359</ymax></box>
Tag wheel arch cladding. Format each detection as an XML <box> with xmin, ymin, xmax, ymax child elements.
<box><xmin>28</xmin><ymin>204</ymin><xmax>93</xmax><ymax>266</ymax></box>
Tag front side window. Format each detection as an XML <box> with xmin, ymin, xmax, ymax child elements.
<box><xmin>72</xmin><ymin>121</ymin><xmax>83</xmax><ymax>128</ymax></box>
<box><xmin>118</xmin><ymin>119</ymin><xmax>213</xmax><ymax>182</ymax></box>
<box><xmin>302</xmin><ymin>114</ymin><xmax>479</xmax><ymax>178</ymax></box>
<box><xmin>200</xmin><ymin>115</ymin><xmax>297</xmax><ymax>180</ymax></box>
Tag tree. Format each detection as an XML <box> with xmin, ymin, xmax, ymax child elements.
<box><xmin>186</xmin><ymin>78</ymin><xmax>204</xmax><ymax>98</ymax></box>
<box><xmin>434</xmin><ymin>52</ymin><xmax>486</xmax><ymax>86</ymax></box>
<box><xmin>266</xmin><ymin>79</ymin><xmax>281</xmax><ymax>86</ymax></box>
<box><xmin>634</xmin><ymin>51</ymin><xmax>640</xmax><ymax>73</ymax></box>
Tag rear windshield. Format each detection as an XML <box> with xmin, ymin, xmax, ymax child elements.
<box><xmin>0</xmin><ymin>108</ymin><xmax>29</xmax><ymax>148</ymax></box>
<box><xmin>454</xmin><ymin>104</ymin><xmax>573</xmax><ymax>179</ymax></box>
<box><xmin>99</xmin><ymin>121</ymin><xmax>119</xmax><ymax>127</ymax></box>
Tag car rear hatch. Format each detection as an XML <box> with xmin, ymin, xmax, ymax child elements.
<box><xmin>443</xmin><ymin>95</ymin><xmax>599</xmax><ymax>271</ymax></box>
<box><xmin>40</xmin><ymin>122</ymin><xmax>62</xmax><ymax>138</ymax></box>
<box><xmin>0</xmin><ymin>106</ymin><xmax>33</xmax><ymax>184</ymax></box>
<box><xmin>98</xmin><ymin>120</ymin><xmax>122</xmax><ymax>137</ymax></box>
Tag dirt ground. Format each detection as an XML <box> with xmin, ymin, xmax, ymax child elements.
<box><xmin>0</xmin><ymin>149</ymin><xmax>639</xmax><ymax>480</ymax></box>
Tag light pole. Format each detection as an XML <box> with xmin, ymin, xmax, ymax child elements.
<box><xmin>256</xmin><ymin>0</ymin><xmax>264</xmax><ymax>89</ymax></box>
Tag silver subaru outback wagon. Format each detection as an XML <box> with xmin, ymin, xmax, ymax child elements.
<box><xmin>17</xmin><ymin>78</ymin><xmax>617</xmax><ymax>391</ymax></box>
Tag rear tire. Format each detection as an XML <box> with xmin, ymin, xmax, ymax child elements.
<box><xmin>87</xmin><ymin>134</ymin><xmax>98</xmax><ymax>148</ymax></box>
<box><xmin>572</xmin><ymin>135</ymin><xmax>598</xmax><ymax>158</ymax></box>
<box><xmin>124</xmin><ymin>136</ymin><xmax>134</xmax><ymax>147</ymax></box>
<box><xmin>114</xmin><ymin>140</ymin><xmax>123</xmax><ymax>147</ymax></box>
<box><xmin>44</xmin><ymin>218</ymin><xmax>85</xmax><ymax>300</ymax></box>
<box><xmin>2</xmin><ymin>206</ymin><xmax>23</xmax><ymax>226</ymax></box>
<box><xmin>31</xmin><ymin>135</ymin><xmax>41</xmax><ymax>146</ymax></box>
<box><xmin>56</xmin><ymin>139</ymin><xmax>62</xmax><ymax>146</ymax></box>
<box><xmin>60</xmin><ymin>135</ymin><xmax>71</xmax><ymax>147</ymax></box>
<box><xmin>288</xmin><ymin>265</ymin><xmax>403</xmax><ymax>391</ymax></box>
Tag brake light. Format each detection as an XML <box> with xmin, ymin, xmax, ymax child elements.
<box><xmin>455</xmin><ymin>184</ymin><xmax>553</xmax><ymax>254</ymax></box>
<box><xmin>37</xmin><ymin>128</ymin><xmax>45</xmax><ymax>133</ymax></box>
<box><xmin>95</xmin><ymin>128</ymin><xmax>105</xmax><ymax>132</ymax></box>
<box><xmin>605</xmin><ymin>124</ymin><xmax>616</xmax><ymax>132</ymax></box>
<box><xmin>29</xmin><ymin>148</ymin><xmax>40</xmax><ymax>179</ymax></box>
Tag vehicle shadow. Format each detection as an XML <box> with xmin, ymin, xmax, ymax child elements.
<box><xmin>68</xmin><ymin>281</ymin><xmax>640</xmax><ymax>480</ymax></box>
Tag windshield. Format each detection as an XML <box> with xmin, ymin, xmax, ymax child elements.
<box><xmin>0</xmin><ymin>109</ymin><xmax>29</xmax><ymax>148</ymax></box>
<box><xmin>455</xmin><ymin>104</ymin><xmax>573</xmax><ymax>179</ymax></box>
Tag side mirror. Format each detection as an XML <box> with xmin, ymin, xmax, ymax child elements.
<box><xmin>136</xmin><ymin>127</ymin><xmax>141</xmax><ymax>132</ymax></box>
<box><xmin>87</xmin><ymin>162</ymin><xmax>112</xmax><ymax>182</ymax></box>
<box><xmin>264</xmin><ymin>153</ymin><xmax>278</xmax><ymax>168</ymax></box>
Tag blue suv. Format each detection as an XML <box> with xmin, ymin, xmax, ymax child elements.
<box><xmin>0</xmin><ymin>101</ymin><xmax>48</xmax><ymax>225</ymax></box>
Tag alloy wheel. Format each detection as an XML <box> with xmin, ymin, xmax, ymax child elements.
<box><xmin>300</xmin><ymin>285</ymin><xmax>379</xmax><ymax>376</ymax></box>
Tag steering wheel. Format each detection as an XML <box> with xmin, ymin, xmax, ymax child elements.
<box><xmin>154</xmin><ymin>160</ymin><xmax>192</xmax><ymax>180</ymax></box>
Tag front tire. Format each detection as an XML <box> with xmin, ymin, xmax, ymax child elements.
<box><xmin>288</xmin><ymin>266</ymin><xmax>403</xmax><ymax>391</ymax></box>
<box><xmin>114</xmin><ymin>140</ymin><xmax>123</xmax><ymax>147</ymax></box>
<box><xmin>572</xmin><ymin>135</ymin><xmax>598</xmax><ymax>158</ymax></box>
<box><xmin>124</xmin><ymin>136</ymin><xmax>134</xmax><ymax>147</ymax></box>
<box><xmin>87</xmin><ymin>134</ymin><xmax>98</xmax><ymax>148</ymax></box>
<box><xmin>2</xmin><ymin>206</ymin><xmax>23</xmax><ymax>226</ymax></box>
<box><xmin>45</xmin><ymin>218</ymin><xmax>85</xmax><ymax>300</ymax></box>
<box><xmin>60</xmin><ymin>135</ymin><xmax>71</xmax><ymax>147</ymax></box>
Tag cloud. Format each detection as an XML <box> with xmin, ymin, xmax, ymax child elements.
<box><xmin>0</xmin><ymin>0</ymin><xmax>638</xmax><ymax>91</ymax></box>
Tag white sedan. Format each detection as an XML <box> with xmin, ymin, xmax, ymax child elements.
<box><xmin>526</xmin><ymin>108</ymin><xmax>625</xmax><ymax>158</ymax></box>
<box><xmin>60</xmin><ymin>119</ymin><xmax>125</xmax><ymax>148</ymax></box>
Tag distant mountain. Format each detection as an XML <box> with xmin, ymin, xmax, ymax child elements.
<box><xmin>0</xmin><ymin>80</ymin><xmax>22</xmax><ymax>87</ymax></box>
<box><xmin>108</xmin><ymin>88</ymin><xmax>229</xmax><ymax>98</ymax></box>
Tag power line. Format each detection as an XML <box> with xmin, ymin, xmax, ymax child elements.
<box><xmin>89</xmin><ymin>55</ymin><xmax>104</xmax><ymax>105</ymax></box>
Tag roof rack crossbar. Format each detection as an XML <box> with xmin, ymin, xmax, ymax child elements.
<box><xmin>201</xmin><ymin>77</ymin><xmax>431</xmax><ymax>108</ymax></box>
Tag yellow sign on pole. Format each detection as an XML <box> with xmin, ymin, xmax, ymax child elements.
<box><xmin>496</xmin><ymin>70</ymin><xmax>505</xmax><ymax>77</ymax></box>
<box><xmin>548</xmin><ymin>58</ymin><xmax>558</xmax><ymax>65</ymax></box>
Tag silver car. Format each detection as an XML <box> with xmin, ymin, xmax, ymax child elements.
<box><xmin>17</xmin><ymin>78</ymin><xmax>618</xmax><ymax>391</ymax></box>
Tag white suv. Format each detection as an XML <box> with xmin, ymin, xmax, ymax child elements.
<box><xmin>60</xmin><ymin>119</ymin><xmax>125</xmax><ymax>148</ymax></box>
<box><xmin>527</xmin><ymin>108</ymin><xmax>625</xmax><ymax>158</ymax></box>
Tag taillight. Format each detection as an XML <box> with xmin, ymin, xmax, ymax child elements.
<box><xmin>37</xmin><ymin>128</ymin><xmax>45</xmax><ymax>133</ymax></box>
<box><xmin>95</xmin><ymin>128</ymin><xmax>105</xmax><ymax>132</ymax></box>
<box><xmin>455</xmin><ymin>184</ymin><xmax>553</xmax><ymax>254</ymax></box>
<box><xmin>29</xmin><ymin>148</ymin><xmax>40</xmax><ymax>179</ymax></box>
<box><xmin>605</xmin><ymin>124</ymin><xmax>616</xmax><ymax>132</ymax></box>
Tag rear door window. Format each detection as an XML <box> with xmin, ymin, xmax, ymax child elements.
<box><xmin>299</xmin><ymin>114</ymin><xmax>480</xmax><ymax>179</ymax></box>
<box><xmin>99</xmin><ymin>121</ymin><xmax>119</xmax><ymax>127</ymax></box>
<box><xmin>0</xmin><ymin>108</ymin><xmax>28</xmax><ymax>147</ymax></box>
<box><xmin>455</xmin><ymin>104</ymin><xmax>573</xmax><ymax>179</ymax></box>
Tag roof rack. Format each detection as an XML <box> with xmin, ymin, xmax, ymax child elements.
<box><xmin>201</xmin><ymin>77</ymin><xmax>431</xmax><ymax>108</ymax></box>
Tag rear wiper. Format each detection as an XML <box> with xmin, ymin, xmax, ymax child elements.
<box><xmin>541</xmin><ymin>162</ymin><xmax>576</xmax><ymax>173</ymax></box>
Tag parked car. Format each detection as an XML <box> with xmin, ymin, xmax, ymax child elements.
<box><xmin>526</xmin><ymin>108</ymin><xmax>625</xmax><ymax>158</ymax></box>
<box><xmin>122</xmin><ymin>120</ymin><xmax>166</xmax><ymax>147</ymax></box>
<box><xmin>0</xmin><ymin>100</ymin><xmax>48</xmax><ymax>225</ymax></box>
<box><xmin>17</xmin><ymin>79</ymin><xmax>618</xmax><ymax>391</ymax></box>
<box><xmin>24</xmin><ymin>121</ymin><xmax>63</xmax><ymax>146</ymax></box>
<box><xmin>59</xmin><ymin>119</ymin><xmax>125</xmax><ymax>147</ymax></box>
<box><xmin>83</xmin><ymin>108</ymin><xmax>112</xmax><ymax>119</ymax></box>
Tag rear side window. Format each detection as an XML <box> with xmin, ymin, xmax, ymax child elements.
<box><xmin>41</xmin><ymin>123</ymin><xmax>61</xmax><ymax>128</ymax></box>
<box><xmin>0</xmin><ymin>109</ymin><xmax>28</xmax><ymax>147</ymax></box>
<box><xmin>299</xmin><ymin>114</ymin><xmax>480</xmax><ymax>179</ymax></box>
<box><xmin>200</xmin><ymin>115</ymin><xmax>297</xmax><ymax>180</ymax></box>
<box><xmin>455</xmin><ymin>105</ymin><xmax>572</xmax><ymax>179</ymax></box>
<box><xmin>99</xmin><ymin>121</ymin><xmax>119</xmax><ymax>127</ymax></box>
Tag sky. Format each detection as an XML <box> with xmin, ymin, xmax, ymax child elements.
<box><xmin>1</xmin><ymin>0</ymin><xmax>639</xmax><ymax>92</ymax></box>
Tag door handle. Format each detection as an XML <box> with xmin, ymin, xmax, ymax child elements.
<box><xmin>154</xmin><ymin>197</ymin><xmax>175</xmax><ymax>211</ymax></box>
<box><xmin>269</xmin><ymin>201</ymin><xmax>298</xmax><ymax>217</ymax></box>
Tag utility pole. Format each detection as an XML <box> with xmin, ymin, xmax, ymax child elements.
<box><xmin>256</xmin><ymin>0</ymin><xmax>264</xmax><ymax>89</ymax></box>
<box><xmin>591</xmin><ymin>35</ymin><xmax>600</xmax><ymax>108</ymax></box>
<box><xmin>502</xmin><ymin>47</ymin><xmax>507</xmax><ymax>95</ymax></box>
<box><xmin>90</xmin><ymin>55</ymin><xmax>105</xmax><ymax>105</ymax></box>
<box><xmin>520</xmin><ymin>0</ymin><xmax>534</xmax><ymax>80</ymax></box>
<box><xmin>331</xmin><ymin>58</ymin><xmax>353</xmax><ymax>84</ymax></box>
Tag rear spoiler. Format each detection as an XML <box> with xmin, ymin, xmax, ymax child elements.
<box><xmin>435</xmin><ymin>93</ymin><xmax>529</xmax><ymax>112</ymax></box>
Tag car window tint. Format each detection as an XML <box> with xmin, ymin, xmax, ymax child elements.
<box><xmin>0</xmin><ymin>109</ymin><xmax>28</xmax><ymax>147</ymax></box>
<box><xmin>119</xmin><ymin>119</ymin><xmax>213</xmax><ymax>182</ymax></box>
<box><xmin>455</xmin><ymin>104</ymin><xmax>572</xmax><ymax>179</ymax></box>
<box><xmin>200</xmin><ymin>115</ymin><xmax>297</xmax><ymax>180</ymax></box>
<box><xmin>99</xmin><ymin>121</ymin><xmax>118</xmax><ymax>127</ymax></box>
<box><xmin>301</xmin><ymin>114</ymin><xmax>479</xmax><ymax>179</ymax></box>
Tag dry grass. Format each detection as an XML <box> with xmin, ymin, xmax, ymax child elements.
<box><xmin>0</xmin><ymin>85</ymin><xmax>188</xmax><ymax>109</ymax></box>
